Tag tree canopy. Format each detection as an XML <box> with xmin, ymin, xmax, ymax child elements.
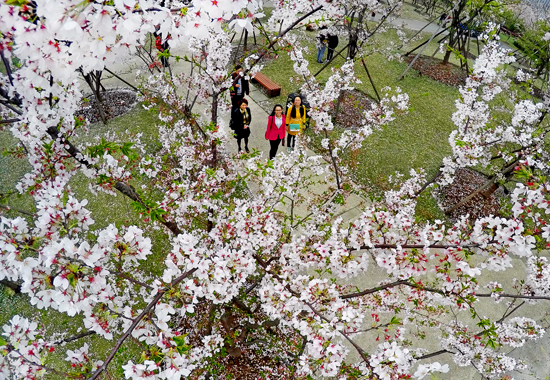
<box><xmin>1</xmin><ymin>0</ymin><xmax>550</xmax><ymax>379</ymax></box>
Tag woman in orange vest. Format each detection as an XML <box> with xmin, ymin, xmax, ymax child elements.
<box><xmin>285</xmin><ymin>96</ymin><xmax>306</xmax><ymax>153</ymax></box>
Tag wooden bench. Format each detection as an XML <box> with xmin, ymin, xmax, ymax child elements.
<box><xmin>501</xmin><ymin>26</ymin><xmax>519</xmax><ymax>38</ymax></box>
<box><xmin>252</xmin><ymin>72</ymin><xmax>281</xmax><ymax>97</ymax></box>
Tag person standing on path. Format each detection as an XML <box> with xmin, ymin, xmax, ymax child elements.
<box><xmin>230</xmin><ymin>65</ymin><xmax>249</xmax><ymax>114</ymax></box>
<box><xmin>316</xmin><ymin>31</ymin><xmax>328</xmax><ymax>63</ymax></box>
<box><xmin>232</xmin><ymin>98</ymin><xmax>252</xmax><ymax>153</ymax></box>
<box><xmin>154</xmin><ymin>26</ymin><xmax>171</xmax><ymax>68</ymax></box>
<box><xmin>265</xmin><ymin>104</ymin><xmax>286</xmax><ymax>160</ymax></box>
<box><xmin>285</xmin><ymin>96</ymin><xmax>306</xmax><ymax>153</ymax></box>
<box><xmin>326</xmin><ymin>32</ymin><xmax>339</xmax><ymax>62</ymax></box>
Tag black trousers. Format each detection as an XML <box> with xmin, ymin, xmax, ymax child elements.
<box><xmin>326</xmin><ymin>48</ymin><xmax>335</xmax><ymax>61</ymax></box>
<box><xmin>287</xmin><ymin>134</ymin><xmax>296</xmax><ymax>148</ymax></box>
<box><xmin>269</xmin><ymin>138</ymin><xmax>282</xmax><ymax>159</ymax></box>
<box><xmin>237</xmin><ymin>137</ymin><xmax>249</xmax><ymax>151</ymax></box>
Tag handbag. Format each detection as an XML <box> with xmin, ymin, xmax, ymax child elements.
<box><xmin>289</xmin><ymin>123</ymin><xmax>301</xmax><ymax>132</ymax></box>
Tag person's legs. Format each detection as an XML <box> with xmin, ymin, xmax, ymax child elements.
<box><xmin>317</xmin><ymin>46</ymin><xmax>326</xmax><ymax>63</ymax></box>
<box><xmin>269</xmin><ymin>138</ymin><xmax>280</xmax><ymax>159</ymax></box>
<box><xmin>287</xmin><ymin>134</ymin><xmax>295</xmax><ymax>150</ymax></box>
<box><xmin>244</xmin><ymin>137</ymin><xmax>249</xmax><ymax>152</ymax></box>
<box><xmin>237</xmin><ymin>137</ymin><xmax>242</xmax><ymax>152</ymax></box>
<box><xmin>327</xmin><ymin>48</ymin><xmax>334</xmax><ymax>61</ymax></box>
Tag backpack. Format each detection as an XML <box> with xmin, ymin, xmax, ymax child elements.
<box><xmin>286</xmin><ymin>93</ymin><xmax>310</xmax><ymax>116</ymax></box>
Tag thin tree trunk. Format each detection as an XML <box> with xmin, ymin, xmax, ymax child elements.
<box><xmin>82</xmin><ymin>71</ymin><xmax>108</xmax><ymax>124</ymax></box>
<box><xmin>464</xmin><ymin>33</ymin><xmax>471</xmax><ymax>72</ymax></box>
<box><xmin>104</xmin><ymin>68</ymin><xmax>144</xmax><ymax>94</ymax></box>
<box><xmin>361</xmin><ymin>58</ymin><xmax>381</xmax><ymax>102</ymax></box>
<box><xmin>233</xmin><ymin>29</ymin><xmax>244</xmax><ymax>65</ymax></box>
<box><xmin>333</xmin><ymin>90</ymin><xmax>344</xmax><ymax>121</ymax></box>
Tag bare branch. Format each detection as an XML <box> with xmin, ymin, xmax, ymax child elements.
<box><xmin>341</xmin><ymin>279</ymin><xmax>410</xmax><ymax>299</ymax></box>
<box><xmin>87</xmin><ymin>268</ymin><xmax>197</xmax><ymax>380</ymax></box>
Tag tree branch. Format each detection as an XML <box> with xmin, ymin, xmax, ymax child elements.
<box><xmin>350</xmin><ymin>242</ymin><xmax>481</xmax><ymax>252</ymax></box>
<box><xmin>341</xmin><ymin>279</ymin><xmax>410</xmax><ymax>299</ymax></box>
<box><xmin>87</xmin><ymin>268</ymin><xmax>197</xmax><ymax>380</ymax></box>
<box><xmin>416</xmin><ymin>349</ymin><xmax>450</xmax><ymax>360</ymax></box>
<box><xmin>45</xmin><ymin>126</ymin><xmax>183</xmax><ymax>235</ymax></box>
<box><xmin>0</xmin><ymin>279</ymin><xmax>22</xmax><ymax>293</ymax></box>
<box><xmin>55</xmin><ymin>330</ymin><xmax>97</xmax><ymax>345</ymax></box>
<box><xmin>0</xmin><ymin>204</ymin><xmax>34</xmax><ymax>217</ymax></box>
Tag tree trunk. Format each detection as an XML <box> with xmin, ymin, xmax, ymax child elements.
<box><xmin>361</xmin><ymin>58</ymin><xmax>381</xmax><ymax>102</ymax></box>
<box><xmin>81</xmin><ymin>70</ymin><xmax>108</xmax><ymax>124</ymax></box>
<box><xmin>347</xmin><ymin>11</ymin><xmax>357</xmax><ymax>60</ymax></box>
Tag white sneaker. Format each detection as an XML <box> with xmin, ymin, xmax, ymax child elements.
<box><xmin>287</xmin><ymin>147</ymin><xmax>291</xmax><ymax>153</ymax></box>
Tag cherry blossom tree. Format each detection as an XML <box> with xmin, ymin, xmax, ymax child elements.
<box><xmin>1</xmin><ymin>1</ymin><xmax>550</xmax><ymax>380</ymax></box>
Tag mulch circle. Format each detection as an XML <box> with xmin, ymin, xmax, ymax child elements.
<box><xmin>438</xmin><ymin>168</ymin><xmax>503</xmax><ymax>222</ymax></box>
<box><xmin>332</xmin><ymin>89</ymin><xmax>376</xmax><ymax>129</ymax></box>
<box><xmin>76</xmin><ymin>88</ymin><xmax>138</xmax><ymax>124</ymax></box>
<box><xmin>405</xmin><ymin>54</ymin><xmax>467</xmax><ymax>87</ymax></box>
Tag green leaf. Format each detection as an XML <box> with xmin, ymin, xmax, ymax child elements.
<box><xmin>67</xmin><ymin>273</ymin><xmax>77</xmax><ymax>288</ymax></box>
<box><xmin>62</xmin><ymin>191</ymin><xmax>69</xmax><ymax>207</ymax></box>
<box><xmin>151</xmin><ymin>207</ymin><xmax>167</xmax><ymax>223</ymax></box>
<box><xmin>173</xmin><ymin>335</ymin><xmax>191</xmax><ymax>355</ymax></box>
<box><xmin>486</xmin><ymin>337</ymin><xmax>497</xmax><ymax>349</ymax></box>
<box><xmin>390</xmin><ymin>316</ymin><xmax>402</xmax><ymax>325</ymax></box>
<box><xmin>6</xmin><ymin>0</ymin><xmax>29</xmax><ymax>5</ymax></box>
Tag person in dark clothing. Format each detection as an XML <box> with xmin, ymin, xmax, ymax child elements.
<box><xmin>232</xmin><ymin>98</ymin><xmax>252</xmax><ymax>153</ymax></box>
<box><xmin>154</xmin><ymin>27</ymin><xmax>170</xmax><ymax>68</ymax></box>
<box><xmin>326</xmin><ymin>33</ymin><xmax>339</xmax><ymax>62</ymax></box>
<box><xmin>230</xmin><ymin>65</ymin><xmax>250</xmax><ymax>114</ymax></box>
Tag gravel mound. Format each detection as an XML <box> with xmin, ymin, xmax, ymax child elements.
<box><xmin>76</xmin><ymin>88</ymin><xmax>138</xmax><ymax>125</ymax></box>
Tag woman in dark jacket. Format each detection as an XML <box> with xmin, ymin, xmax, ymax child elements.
<box><xmin>232</xmin><ymin>98</ymin><xmax>252</xmax><ymax>153</ymax></box>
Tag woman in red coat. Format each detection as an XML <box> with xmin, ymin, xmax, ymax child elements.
<box><xmin>265</xmin><ymin>104</ymin><xmax>286</xmax><ymax>160</ymax></box>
